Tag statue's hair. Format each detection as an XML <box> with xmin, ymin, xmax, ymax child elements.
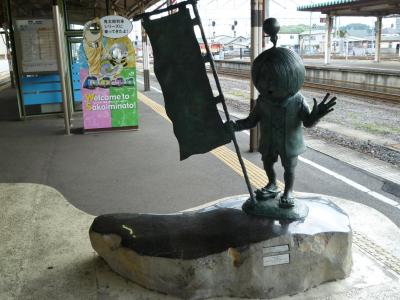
<box><xmin>251</xmin><ymin>47</ymin><xmax>305</xmax><ymax>95</ymax></box>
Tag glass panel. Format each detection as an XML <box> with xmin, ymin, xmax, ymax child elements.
<box><xmin>68</xmin><ymin>37</ymin><xmax>83</xmax><ymax>109</ymax></box>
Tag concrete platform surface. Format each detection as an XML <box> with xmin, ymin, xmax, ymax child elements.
<box><xmin>303</xmin><ymin>58</ymin><xmax>400</xmax><ymax>74</ymax></box>
<box><xmin>1</xmin><ymin>183</ymin><xmax>400</xmax><ymax>300</ymax></box>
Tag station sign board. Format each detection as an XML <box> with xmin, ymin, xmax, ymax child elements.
<box><xmin>16</xmin><ymin>19</ymin><xmax>58</xmax><ymax>73</ymax></box>
<box><xmin>80</xmin><ymin>16</ymin><xmax>138</xmax><ymax>131</ymax></box>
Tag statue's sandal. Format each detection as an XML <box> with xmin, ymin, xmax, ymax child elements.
<box><xmin>255</xmin><ymin>186</ymin><xmax>280</xmax><ymax>200</ymax></box>
<box><xmin>279</xmin><ymin>195</ymin><xmax>295</xmax><ymax>208</ymax></box>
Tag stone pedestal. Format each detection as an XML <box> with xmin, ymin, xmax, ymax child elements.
<box><xmin>89</xmin><ymin>194</ymin><xmax>352</xmax><ymax>299</ymax></box>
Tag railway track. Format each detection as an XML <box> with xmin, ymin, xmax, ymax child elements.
<box><xmin>303</xmin><ymin>81</ymin><xmax>400</xmax><ymax>103</ymax></box>
<box><xmin>210</xmin><ymin>67</ymin><xmax>400</xmax><ymax>104</ymax></box>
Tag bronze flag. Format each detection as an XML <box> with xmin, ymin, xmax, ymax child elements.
<box><xmin>143</xmin><ymin>8</ymin><xmax>232</xmax><ymax>160</ymax></box>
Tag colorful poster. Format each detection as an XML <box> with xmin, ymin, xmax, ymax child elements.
<box><xmin>80</xmin><ymin>16</ymin><xmax>138</xmax><ymax>131</ymax></box>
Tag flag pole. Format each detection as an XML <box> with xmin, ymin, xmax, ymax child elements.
<box><xmin>135</xmin><ymin>0</ymin><xmax>256</xmax><ymax>204</ymax></box>
<box><xmin>191</xmin><ymin>1</ymin><xmax>256</xmax><ymax>204</ymax></box>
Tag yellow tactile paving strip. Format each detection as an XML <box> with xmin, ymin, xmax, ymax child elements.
<box><xmin>353</xmin><ymin>231</ymin><xmax>400</xmax><ymax>276</ymax></box>
<box><xmin>211</xmin><ymin>147</ymin><xmax>284</xmax><ymax>190</ymax></box>
<box><xmin>138</xmin><ymin>92</ymin><xmax>284</xmax><ymax>190</ymax></box>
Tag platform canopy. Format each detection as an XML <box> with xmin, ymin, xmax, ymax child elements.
<box><xmin>0</xmin><ymin>0</ymin><xmax>161</xmax><ymax>27</ymax></box>
<box><xmin>65</xmin><ymin>0</ymin><xmax>160</xmax><ymax>22</ymax></box>
<box><xmin>297</xmin><ymin>0</ymin><xmax>400</xmax><ymax>17</ymax></box>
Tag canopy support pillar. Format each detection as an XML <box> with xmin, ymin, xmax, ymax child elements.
<box><xmin>142</xmin><ymin>24</ymin><xmax>150</xmax><ymax>91</ymax></box>
<box><xmin>324</xmin><ymin>15</ymin><xmax>333</xmax><ymax>64</ymax></box>
<box><xmin>249</xmin><ymin>0</ymin><xmax>264</xmax><ymax>152</ymax></box>
<box><xmin>53</xmin><ymin>1</ymin><xmax>71</xmax><ymax>135</ymax></box>
<box><xmin>374</xmin><ymin>16</ymin><xmax>382</xmax><ymax>63</ymax></box>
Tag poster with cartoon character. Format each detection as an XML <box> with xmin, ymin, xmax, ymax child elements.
<box><xmin>80</xmin><ymin>16</ymin><xmax>138</xmax><ymax>131</ymax></box>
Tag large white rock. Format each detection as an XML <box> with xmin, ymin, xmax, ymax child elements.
<box><xmin>90</xmin><ymin>194</ymin><xmax>352</xmax><ymax>299</ymax></box>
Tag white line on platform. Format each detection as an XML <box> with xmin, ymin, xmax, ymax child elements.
<box><xmin>299</xmin><ymin>156</ymin><xmax>399</xmax><ymax>207</ymax></box>
<box><xmin>137</xmin><ymin>79</ymin><xmax>400</xmax><ymax>209</ymax></box>
<box><xmin>136</xmin><ymin>79</ymin><xmax>162</xmax><ymax>93</ymax></box>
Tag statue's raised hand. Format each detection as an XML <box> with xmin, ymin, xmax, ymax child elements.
<box><xmin>311</xmin><ymin>93</ymin><xmax>337</xmax><ymax>119</ymax></box>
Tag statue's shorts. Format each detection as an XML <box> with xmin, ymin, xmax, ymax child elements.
<box><xmin>262</xmin><ymin>153</ymin><xmax>298</xmax><ymax>173</ymax></box>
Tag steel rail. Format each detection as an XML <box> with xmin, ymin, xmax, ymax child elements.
<box><xmin>303</xmin><ymin>82</ymin><xmax>400</xmax><ymax>103</ymax></box>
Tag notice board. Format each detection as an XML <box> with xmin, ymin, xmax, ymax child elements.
<box><xmin>15</xmin><ymin>19</ymin><xmax>58</xmax><ymax>73</ymax></box>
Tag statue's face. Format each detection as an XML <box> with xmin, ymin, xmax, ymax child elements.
<box><xmin>265</xmin><ymin>80</ymin><xmax>291</xmax><ymax>101</ymax></box>
<box><xmin>252</xmin><ymin>47</ymin><xmax>305</xmax><ymax>101</ymax></box>
<box><xmin>256</xmin><ymin>76</ymin><xmax>291</xmax><ymax>102</ymax></box>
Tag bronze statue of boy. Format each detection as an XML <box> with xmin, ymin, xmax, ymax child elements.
<box><xmin>230</xmin><ymin>18</ymin><xmax>336</xmax><ymax>209</ymax></box>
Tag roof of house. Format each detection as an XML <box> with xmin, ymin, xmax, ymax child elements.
<box><xmin>214</xmin><ymin>36</ymin><xmax>249</xmax><ymax>45</ymax></box>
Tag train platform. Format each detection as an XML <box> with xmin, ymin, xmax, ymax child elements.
<box><xmin>1</xmin><ymin>85</ymin><xmax>400</xmax><ymax>299</ymax></box>
<box><xmin>303</xmin><ymin>58</ymin><xmax>400</xmax><ymax>75</ymax></box>
<box><xmin>223</xmin><ymin>57</ymin><xmax>400</xmax><ymax>75</ymax></box>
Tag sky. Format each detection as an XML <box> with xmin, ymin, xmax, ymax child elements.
<box><xmin>196</xmin><ymin>0</ymin><xmax>398</xmax><ymax>38</ymax></box>
<box><xmin>131</xmin><ymin>0</ymin><xmax>399</xmax><ymax>41</ymax></box>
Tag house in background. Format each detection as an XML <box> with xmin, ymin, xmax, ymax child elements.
<box><xmin>277</xmin><ymin>33</ymin><xmax>299</xmax><ymax>52</ymax></box>
<box><xmin>198</xmin><ymin>37</ymin><xmax>223</xmax><ymax>55</ymax></box>
<box><xmin>217</xmin><ymin>36</ymin><xmax>249</xmax><ymax>51</ymax></box>
<box><xmin>382</xmin><ymin>26</ymin><xmax>400</xmax><ymax>55</ymax></box>
<box><xmin>299</xmin><ymin>26</ymin><xmax>400</xmax><ymax>58</ymax></box>
<box><xmin>213</xmin><ymin>35</ymin><xmax>250</xmax><ymax>58</ymax></box>
<box><xmin>299</xmin><ymin>30</ymin><xmax>326</xmax><ymax>55</ymax></box>
<box><xmin>198</xmin><ymin>21</ymin><xmax>400</xmax><ymax>59</ymax></box>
